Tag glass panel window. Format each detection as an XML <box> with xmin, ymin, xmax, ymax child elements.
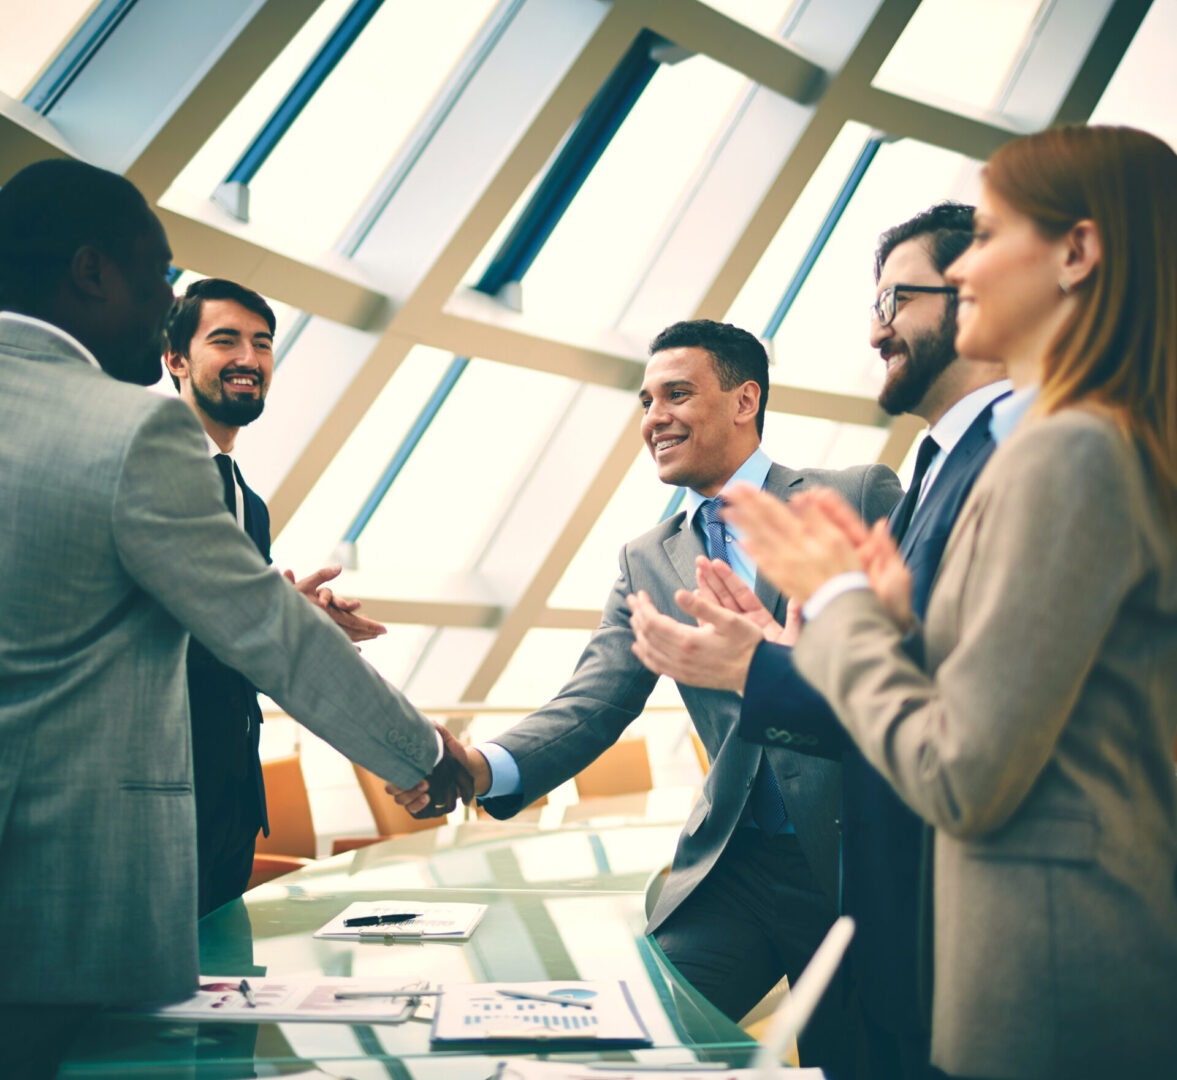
<box><xmin>272</xmin><ymin>343</ymin><xmax>450</xmax><ymax>575</ymax></box>
<box><xmin>171</xmin><ymin>0</ymin><xmax>499</xmax><ymax>256</ymax></box>
<box><xmin>1089</xmin><ymin>0</ymin><xmax>1177</xmax><ymax>152</ymax></box>
<box><xmin>0</xmin><ymin>0</ymin><xmax>100</xmax><ymax>99</ymax></box>
<box><xmin>548</xmin><ymin>448</ymin><xmax>668</xmax><ymax>610</ymax></box>
<box><xmin>487</xmin><ymin>53</ymin><xmax>752</xmax><ymax>334</ymax></box>
<box><xmin>760</xmin><ymin>413</ymin><xmax>890</xmax><ymax>473</ymax></box>
<box><xmin>873</xmin><ymin>0</ymin><xmax>1045</xmax><ymax>116</ymax></box>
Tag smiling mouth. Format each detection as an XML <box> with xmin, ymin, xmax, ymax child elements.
<box><xmin>652</xmin><ymin>435</ymin><xmax>686</xmax><ymax>456</ymax></box>
<box><xmin>223</xmin><ymin>374</ymin><xmax>259</xmax><ymax>392</ymax></box>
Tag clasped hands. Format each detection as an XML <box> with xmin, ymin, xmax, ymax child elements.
<box><xmin>628</xmin><ymin>485</ymin><xmax>913</xmax><ymax>693</ymax></box>
<box><xmin>388</xmin><ymin>725</ymin><xmax>484</xmax><ymax>819</ymax></box>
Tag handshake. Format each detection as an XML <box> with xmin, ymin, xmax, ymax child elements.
<box><xmin>402</xmin><ymin>725</ymin><xmax>477</xmax><ymax>819</ymax></box>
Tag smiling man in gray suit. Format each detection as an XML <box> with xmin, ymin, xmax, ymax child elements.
<box><xmin>394</xmin><ymin>318</ymin><xmax>901</xmax><ymax>1076</ymax></box>
<box><xmin>0</xmin><ymin>159</ymin><xmax>469</xmax><ymax>1079</ymax></box>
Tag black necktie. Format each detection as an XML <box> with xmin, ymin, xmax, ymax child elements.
<box><xmin>889</xmin><ymin>435</ymin><xmax>939</xmax><ymax>542</ymax></box>
<box><xmin>213</xmin><ymin>453</ymin><xmax>236</xmax><ymax>518</ymax></box>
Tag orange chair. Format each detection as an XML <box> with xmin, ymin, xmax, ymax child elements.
<box><xmin>248</xmin><ymin>853</ymin><xmax>312</xmax><ymax>889</ymax></box>
<box><xmin>573</xmin><ymin>737</ymin><xmax>653</xmax><ymax>799</ymax></box>
<box><xmin>690</xmin><ymin>731</ymin><xmax>711</xmax><ymax>776</ymax></box>
<box><xmin>255</xmin><ymin>753</ymin><xmax>316</xmax><ymax>858</ymax></box>
<box><xmin>329</xmin><ymin>763</ymin><xmax>447</xmax><ymax>854</ymax></box>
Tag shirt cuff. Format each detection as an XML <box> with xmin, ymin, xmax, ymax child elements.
<box><xmin>475</xmin><ymin>741</ymin><xmax>522</xmax><ymax>798</ymax></box>
<box><xmin>802</xmin><ymin>572</ymin><xmax>870</xmax><ymax>622</ymax></box>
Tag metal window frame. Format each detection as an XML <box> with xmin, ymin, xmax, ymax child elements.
<box><xmin>23</xmin><ymin>0</ymin><xmax>140</xmax><ymax>115</ymax></box>
<box><xmin>338</xmin><ymin>28</ymin><xmax>667</xmax><ymax>549</ymax></box>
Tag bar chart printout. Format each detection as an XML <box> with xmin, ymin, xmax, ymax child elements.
<box><xmin>431</xmin><ymin>981</ymin><xmax>652</xmax><ymax>1047</ymax></box>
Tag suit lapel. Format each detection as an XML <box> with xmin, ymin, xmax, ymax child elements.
<box><xmin>663</xmin><ymin>514</ymin><xmax>705</xmax><ymax>592</ymax></box>
<box><xmin>756</xmin><ymin>464</ymin><xmax>804</xmax><ymax>620</ymax></box>
<box><xmin>899</xmin><ymin>402</ymin><xmax>999</xmax><ymax>559</ymax></box>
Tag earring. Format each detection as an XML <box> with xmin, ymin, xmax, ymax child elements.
<box><xmin>1059</xmin><ymin>280</ymin><xmax>1070</xmax><ymax>295</ymax></box>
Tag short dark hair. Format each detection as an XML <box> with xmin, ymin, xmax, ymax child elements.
<box><xmin>649</xmin><ymin>319</ymin><xmax>770</xmax><ymax>435</ymax></box>
<box><xmin>874</xmin><ymin>201</ymin><xmax>975</xmax><ymax>283</ymax></box>
<box><xmin>0</xmin><ymin>158</ymin><xmax>154</xmax><ymax>313</ymax></box>
<box><xmin>163</xmin><ymin>277</ymin><xmax>277</xmax><ymax>390</ymax></box>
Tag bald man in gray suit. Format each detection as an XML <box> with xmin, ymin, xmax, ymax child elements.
<box><xmin>0</xmin><ymin>159</ymin><xmax>468</xmax><ymax>1079</ymax></box>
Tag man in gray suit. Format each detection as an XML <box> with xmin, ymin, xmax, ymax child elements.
<box><xmin>0</xmin><ymin>159</ymin><xmax>469</xmax><ymax>1078</ymax></box>
<box><xmin>396</xmin><ymin>319</ymin><xmax>900</xmax><ymax>1075</ymax></box>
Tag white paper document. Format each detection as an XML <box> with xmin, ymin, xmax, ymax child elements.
<box><xmin>431</xmin><ymin>980</ymin><xmax>652</xmax><ymax>1046</ymax></box>
<box><xmin>145</xmin><ymin>975</ymin><xmax>432</xmax><ymax>1023</ymax></box>
<box><xmin>489</xmin><ymin>1061</ymin><xmax>825</xmax><ymax>1079</ymax></box>
<box><xmin>314</xmin><ymin>900</ymin><xmax>488</xmax><ymax>940</ymax></box>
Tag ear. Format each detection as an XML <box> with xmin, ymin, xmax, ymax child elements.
<box><xmin>163</xmin><ymin>350</ymin><xmax>188</xmax><ymax>382</ymax></box>
<box><xmin>68</xmin><ymin>245</ymin><xmax>107</xmax><ymax>301</ymax></box>
<box><xmin>1060</xmin><ymin>219</ymin><xmax>1102</xmax><ymax>292</ymax></box>
<box><xmin>733</xmin><ymin>380</ymin><xmax>761</xmax><ymax>427</ymax></box>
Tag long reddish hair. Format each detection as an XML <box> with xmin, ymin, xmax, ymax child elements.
<box><xmin>985</xmin><ymin>125</ymin><xmax>1177</xmax><ymax>522</ymax></box>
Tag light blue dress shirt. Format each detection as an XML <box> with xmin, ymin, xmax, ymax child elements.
<box><xmin>479</xmin><ymin>447</ymin><xmax>774</xmax><ymax>798</ymax></box>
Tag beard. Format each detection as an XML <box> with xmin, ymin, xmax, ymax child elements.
<box><xmin>877</xmin><ymin>303</ymin><xmax>956</xmax><ymax>416</ymax></box>
<box><xmin>192</xmin><ymin>376</ymin><xmax>266</xmax><ymax>427</ymax></box>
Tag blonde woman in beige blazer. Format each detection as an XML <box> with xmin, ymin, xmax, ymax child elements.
<box><xmin>723</xmin><ymin>126</ymin><xmax>1177</xmax><ymax>1080</ymax></box>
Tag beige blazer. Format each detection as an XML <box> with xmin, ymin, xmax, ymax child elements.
<box><xmin>0</xmin><ymin>320</ymin><xmax>439</xmax><ymax>1006</ymax></box>
<box><xmin>795</xmin><ymin>409</ymin><xmax>1177</xmax><ymax>1079</ymax></box>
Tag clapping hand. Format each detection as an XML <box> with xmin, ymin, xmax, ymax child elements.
<box><xmin>284</xmin><ymin>564</ymin><xmax>387</xmax><ymax>643</ymax></box>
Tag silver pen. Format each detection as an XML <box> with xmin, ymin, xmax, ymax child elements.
<box><xmin>333</xmin><ymin>989</ymin><xmax>444</xmax><ymax>999</ymax></box>
<box><xmin>495</xmin><ymin>988</ymin><xmax>594</xmax><ymax>1009</ymax></box>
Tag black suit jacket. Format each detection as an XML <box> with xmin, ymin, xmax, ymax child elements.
<box><xmin>738</xmin><ymin>398</ymin><xmax>1003</xmax><ymax>1034</ymax></box>
<box><xmin>189</xmin><ymin>460</ymin><xmax>271</xmax><ymax>855</ymax></box>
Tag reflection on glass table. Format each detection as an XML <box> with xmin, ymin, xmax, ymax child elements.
<box><xmin>58</xmin><ymin>817</ymin><xmax>753</xmax><ymax>1077</ymax></box>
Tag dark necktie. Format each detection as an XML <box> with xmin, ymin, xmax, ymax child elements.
<box><xmin>700</xmin><ymin>498</ymin><xmax>788</xmax><ymax>836</ymax></box>
<box><xmin>213</xmin><ymin>453</ymin><xmax>236</xmax><ymax>518</ymax></box>
<box><xmin>888</xmin><ymin>434</ymin><xmax>939</xmax><ymax>542</ymax></box>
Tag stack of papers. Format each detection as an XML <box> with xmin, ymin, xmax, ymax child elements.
<box><xmin>314</xmin><ymin>900</ymin><xmax>488</xmax><ymax>940</ymax></box>
<box><xmin>432</xmin><ymin>980</ymin><xmax>651</xmax><ymax>1047</ymax></box>
<box><xmin>146</xmin><ymin>975</ymin><xmax>432</xmax><ymax>1023</ymax></box>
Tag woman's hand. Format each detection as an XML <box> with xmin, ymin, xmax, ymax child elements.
<box><xmin>721</xmin><ymin>484</ymin><xmax>863</xmax><ymax>606</ymax></box>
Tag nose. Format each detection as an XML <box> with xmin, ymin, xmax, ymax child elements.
<box><xmin>642</xmin><ymin>397</ymin><xmax>669</xmax><ymax>437</ymax></box>
<box><xmin>945</xmin><ymin>249</ymin><xmax>968</xmax><ymax>288</ymax></box>
<box><xmin>869</xmin><ymin>314</ymin><xmax>892</xmax><ymax>350</ymax></box>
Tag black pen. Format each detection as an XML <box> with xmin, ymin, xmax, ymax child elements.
<box><xmin>343</xmin><ymin>912</ymin><xmax>423</xmax><ymax>927</ymax></box>
<box><xmin>237</xmin><ymin>979</ymin><xmax>257</xmax><ymax>1008</ymax></box>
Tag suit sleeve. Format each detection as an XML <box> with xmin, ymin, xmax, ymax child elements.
<box><xmin>794</xmin><ymin>420</ymin><xmax>1146</xmax><ymax>838</ymax></box>
<box><xmin>110</xmin><ymin>399</ymin><xmax>439</xmax><ymax>789</ymax></box>
<box><xmin>737</xmin><ymin>641</ymin><xmax>845</xmax><ymax>761</ymax></box>
<box><xmin>479</xmin><ymin>543</ymin><xmax>659</xmax><ymax>818</ymax></box>
<box><xmin>858</xmin><ymin>462</ymin><xmax>904</xmax><ymax>524</ymax></box>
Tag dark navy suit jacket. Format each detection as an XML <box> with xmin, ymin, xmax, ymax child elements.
<box><xmin>738</xmin><ymin>397</ymin><xmax>1004</xmax><ymax>1035</ymax></box>
<box><xmin>188</xmin><ymin>460</ymin><xmax>271</xmax><ymax>883</ymax></box>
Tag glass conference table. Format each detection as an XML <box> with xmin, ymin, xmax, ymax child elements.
<box><xmin>59</xmin><ymin>795</ymin><xmax>760</xmax><ymax>1078</ymax></box>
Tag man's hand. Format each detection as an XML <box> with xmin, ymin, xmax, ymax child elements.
<box><xmin>284</xmin><ymin>564</ymin><xmax>387</xmax><ymax>643</ymax></box>
<box><xmin>721</xmin><ymin>484</ymin><xmax>863</xmax><ymax>606</ymax></box>
<box><xmin>628</xmin><ymin>589</ymin><xmax>762</xmax><ymax>694</ymax></box>
<box><xmin>695</xmin><ymin>557</ymin><xmax>795</xmax><ymax>644</ymax></box>
<box><xmin>858</xmin><ymin>518</ymin><xmax>915</xmax><ymax>630</ymax></box>
<box><xmin>386</xmin><ymin>724</ymin><xmax>490</xmax><ymax>816</ymax></box>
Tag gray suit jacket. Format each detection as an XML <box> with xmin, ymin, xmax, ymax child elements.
<box><xmin>796</xmin><ymin>410</ymin><xmax>1177</xmax><ymax>1078</ymax></box>
<box><xmin>482</xmin><ymin>460</ymin><xmax>900</xmax><ymax>930</ymax></box>
<box><xmin>0</xmin><ymin>319</ymin><xmax>439</xmax><ymax>1006</ymax></box>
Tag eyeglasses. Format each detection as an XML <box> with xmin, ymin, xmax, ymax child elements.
<box><xmin>871</xmin><ymin>284</ymin><xmax>957</xmax><ymax>327</ymax></box>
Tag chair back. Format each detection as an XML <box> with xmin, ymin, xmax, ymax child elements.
<box><xmin>353</xmin><ymin>762</ymin><xmax>446</xmax><ymax>836</ymax></box>
<box><xmin>254</xmin><ymin>753</ymin><xmax>316</xmax><ymax>858</ymax></box>
<box><xmin>573</xmin><ymin>737</ymin><xmax>653</xmax><ymax>799</ymax></box>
